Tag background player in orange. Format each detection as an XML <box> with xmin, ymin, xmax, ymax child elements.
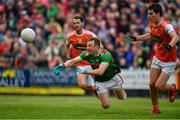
<box><xmin>65</xmin><ymin>16</ymin><xmax>97</xmax><ymax>92</ymax></box>
<box><xmin>122</xmin><ymin>3</ymin><xmax>179</xmax><ymax>114</ymax></box>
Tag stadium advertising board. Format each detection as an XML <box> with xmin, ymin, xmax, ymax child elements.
<box><xmin>0</xmin><ymin>69</ymin><xmax>177</xmax><ymax>94</ymax></box>
<box><xmin>121</xmin><ymin>70</ymin><xmax>176</xmax><ymax>89</ymax></box>
<box><xmin>0</xmin><ymin>68</ymin><xmax>84</xmax><ymax>95</ymax></box>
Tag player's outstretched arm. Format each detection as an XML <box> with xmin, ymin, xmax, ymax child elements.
<box><xmin>121</xmin><ymin>34</ymin><xmax>136</xmax><ymax>41</ymax></box>
<box><xmin>52</xmin><ymin>56</ymin><xmax>82</xmax><ymax>74</ymax></box>
<box><xmin>65</xmin><ymin>44</ymin><xmax>71</xmax><ymax>60</ymax></box>
<box><xmin>121</xmin><ymin>33</ymin><xmax>151</xmax><ymax>42</ymax></box>
<box><xmin>79</xmin><ymin>62</ymin><xmax>109</xmax><ymax>75</ymax></box>
<box><xmin>84</xmin><ymin>62</ymin><xmax>109</xmax><ymax>75</ymax></box>
<box><xmin>64</xmin><ymin>56</ymin><xmax>82</xmax><ymax>68</ymax></box>
<box><xmin>136</xmin><ymin>33</ymin><xmax>151</xmax><ymax>41</ymax></box>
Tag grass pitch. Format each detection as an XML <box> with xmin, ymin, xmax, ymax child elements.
<box><xmin>0</xmin><ymin>95</ymin><xmax>179</xmax><ymax>119</ymax></box>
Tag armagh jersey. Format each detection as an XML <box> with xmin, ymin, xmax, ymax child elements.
<box><xmin>150</xmin><ymin>18</ymin><xmax>177</xmax><ymax>62</ymax></box>
<box><xmin>80</xmin><ymin>49</ymin><xmax>121</xmax><ymax>82</ymax></box>
<box><xmin>66</xmin><ymin>29</ymin><xmax>97</xmax><ymax>66</ymax></box>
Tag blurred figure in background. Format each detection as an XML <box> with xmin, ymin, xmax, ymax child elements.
<box><xmin>0</xmin><ymin>0</ymin><xmax>179</xmax><ymax>70</ymax></box>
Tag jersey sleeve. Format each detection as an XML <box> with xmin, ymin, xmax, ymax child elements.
<box><xmin>80</xmin><ymin>51</ymin><xmax>88</xmax><ymax>60</ymax></box>
<box><xmin>101</xmin><ymin>52</ymin><xmax>112</xmax><ymax>63</ymax></box>
<box><xmin>92</xmin><ymin>32</ymin><xmax>97</xmax><ymax>38</ymax></box>
<box><xmin>65</xmin><ymin>39</ymin><xmax>70</xmax><ymax>45</ymax></box>
<box><xmin>165</xmin><ymin>24</ymin><xmax>175</xmax><ymax>33</ymax></box>
<box><xmin>65</xmin><ymin>34</ymin><xmax>70</xmax><ymax>45</ymax></box>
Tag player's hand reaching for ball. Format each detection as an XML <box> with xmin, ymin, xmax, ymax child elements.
<box><xmin>52</xmin><ymin>64</ymin><xmax>65</xmax><ymax>74</ymax></box>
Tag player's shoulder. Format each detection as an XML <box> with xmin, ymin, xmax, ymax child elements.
<box><xmin>83</xmin><ymin>29</ymin><xmax>97</xmax><ymax>36</ymax></box>
<box><xmin>101</xmin><ymin>49</ymin><xmax>111</xmax><ymax>56</ymax></box>
<box><xmin>102</xmin><ymin>49</ymin><xmax>108</xmax><ymax>53</ymax></box>
<box><xmin>100</xmin><ymin>49</ymin><xmax>112</xmax><ymax>62</ymax></box>
<box><xmin>66</xmin><ymin>30</ymin><xmax>76</xmax><ymax>38</ymax></box>
<box><xmin>149</xmin><ymin>22</ymin><xmax>155</xmax><ymax>28</ymax></box>
<box><xmin>80</xmin><ymin>51</ymin><xmax>90</xmax><ymax>58</ymax></box>
<box><xmin>160</xmin><ymin>18</ymin><xmax>171</xmax><ymax>27</ymax></box>
<box><xmin>150</xmin><ymin>18</ymin><xmax>172</xmax><ymax>29</ymax></box>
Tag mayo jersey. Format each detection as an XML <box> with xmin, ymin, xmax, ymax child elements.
<box><xmin>150</xmin><ymin>18</ymin><xmax>177</xmax><ymax>62</ymax></box>
<box><xmin>80</xmin><ymin>49</ymin><xmax>121</xmax><ymax>82</ymax></box>
<box><xmin>66</xmin><ymin>29</ymin><xmax>97</xmax><ymax>66</ymax></box>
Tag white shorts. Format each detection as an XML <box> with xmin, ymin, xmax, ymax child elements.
<box><xmin>76</xmin><ymin>66</ymin><xmax>95</xmax><ymax>86</ymax></box>
<box><xmin>151</xmin><ymin>57</ymin><xmax>176</xmax><ymax>75</ymax></box>
<box><xmin>96</xmin><ymin>73</ymin><xmax>124</xmax><ymax>93</ymax></box>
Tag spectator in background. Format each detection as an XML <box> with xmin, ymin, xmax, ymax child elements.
<box><xmin>12</xmin><ymin>40</ymin><xmax>27</xmax><ymax>68</ymax></box>
<box><xmin>0</xmin><ymin>0</ymin><xmax>178</xmax><ymax>70</ymax></box>
<box><xmin>44</xmin><ymin>39</ymin><xmax>63</xmax><ymax>69</ymax></box>
<box><xmin>0</xmin><ymin>31</ymin><xmax>13</xmax><ymax>68</ymax></box>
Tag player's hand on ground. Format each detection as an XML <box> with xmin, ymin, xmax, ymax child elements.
<box><xmin>52</xmin><ymin>64</ymin><xmax>65</xmax><ymax>74</ymax></box>
<box><xmin>121</xmin><ymin>34</ymin><xmax>136</xmax><ymax>41</ymax></box>
<box><xmin>164</xmin><ymin>44</ymin><xmax>172</xmax><ymax>52</ymax></box>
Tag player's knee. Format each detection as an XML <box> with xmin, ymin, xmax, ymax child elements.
<box><xmin>149</xmin><ymin>82</ymin><xmax>156</xmax><ymax>86</ymax></box>
<box><xmin>78</xmin><ymin>83</ymin><xmax>87</xmax><ymax>89</ymax></box>
<box><xmin>155</xmin><ymin>83</ymin><xmax>165</xmax><ymax>90</ymax></box>
<box><xmin>102</xmin><ymin>104</ymin><xmax>109</xmax><ymax>109</ymax></box>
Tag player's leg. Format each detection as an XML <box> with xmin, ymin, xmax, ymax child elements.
<box><xmin>155</xmin><ymin>72</ymin><xmax>176</xmax><ymax>102</ymax></box>
<box><xmin>86</xmin><ymin>74</ymin><xmax>96</xmax><ymax>90</ymax></box>
<box><xmin>150</xmin><ymin>68</ymin><xmax>161</xmax><ymax>114</ymax></box>
<box><xmin>77</xmin><ymin>73</ymin><xmax>88</xmax><ymax>90</ymax></box>
<box><xmin>96</xmin><ymin>81</ymin><xmax>110</xmax><ymax>109</ymax></box>
<box><xmin>77</xmin><ymin>73</ymin><xmax>96</xmax><ymax>91</ymax></box>
<box><xmin>155</xmin><ymin>71</ymin><xmax>170</xmax><ymax>90</ymax></box>
<box><xmin>150</xmin><ymin>57</ymin><xmax>162</xmax><ymax>114</ymax></box>
<box><xmin>110</xmin><ymin>73</ymin><xmax>126</xmax><ymax>100</ymax></box>
<box><xmin>113</xmin><ymin>87</ymin><xmax>127</xmax><ymax>100</ymax></box>
<box><xmin>76</xmin><ymin>66</ymin><xmax>96</xmax><ymax>91</ymax></box>
<box><xmin>150</xmin><ymin>68</ymin><xmax>161</xmax><ymax>106</ymax></box>
<box><xmin>77</xmin><ymin>74</ymin><xmax>96</xmax><ymax>91</ymax></box>
<box><xmin>86</xmin><ymin>74</ymin><xmax>98</xmax><ymax>97</ymax></box>
<box><xmin>155</xmin><ymin>62</ymin><xmax>176</xmax><ymax>102</ymax></box>
<box><xmin>98</xmin><ymin>91</ymin><xmax>110</xmax><ymax>109</ymax></box>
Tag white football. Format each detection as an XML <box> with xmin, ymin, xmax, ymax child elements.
<box><xmin>21</xmin><ymin>28</ymin><xmax>36</xmax><ymax>43</ymax></box>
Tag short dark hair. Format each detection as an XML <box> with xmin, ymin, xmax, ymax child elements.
<box><xmin>73</xmin><ymin>16</ymin><xmax>83</xmax><ymax>22</ymax></box>
<box><xmin>88</xmin><ymin>37</ymin><xmax>101</xmax><ymax>47</ymax></box>
<box><xmin>148</xmin><ymin>3</ymin><xmax>163</xmax><ymax>16</ymax></box>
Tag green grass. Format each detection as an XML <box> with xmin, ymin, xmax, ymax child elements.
<box><xmin>0</xmin><ymin>95</ymin><xmax>179</xmax><ymax>119</ymax></box>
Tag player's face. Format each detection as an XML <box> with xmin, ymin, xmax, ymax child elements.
<box><xmin>72</xmin><ymin>19</ymin><xmax>83</xmax><ymax>31</ymax></box>
<box><xmin>148</xmin><ymin>10</ymin><xmax>159</xmax><ymax>23</ymax></box>
<box><xmin>87</xmin><ymin>41</ymin><xmax>99</xmax><ymax>55</ymax></box>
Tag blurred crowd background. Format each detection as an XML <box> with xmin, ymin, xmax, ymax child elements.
<box><xmin>0</xmin><ymin>0</ymin><xmax>179</xmax><ymax>70</ymax></box>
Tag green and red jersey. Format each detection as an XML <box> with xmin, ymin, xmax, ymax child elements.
<box><xmin>80</xmin><ymin>49</ymin><xmax>120</xmax><ymax>82</ymax></box>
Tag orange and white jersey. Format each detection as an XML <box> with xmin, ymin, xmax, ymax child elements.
<box><xmin>150</xmin><ymin>18</ymin><xmax>177</xmax><ymax>62</ymax></box>
<box><xmin>66</xmin><ymin>29</ymin><xmax>97</xmax><ymax>66</ymax></box>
